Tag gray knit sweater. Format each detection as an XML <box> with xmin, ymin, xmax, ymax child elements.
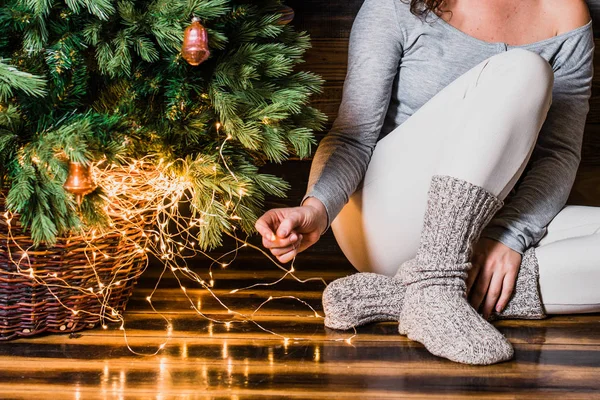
<box><xmin>300</xmin><ymin>0</ymin><xmax>594</xmax><ymax>254</ymax></box>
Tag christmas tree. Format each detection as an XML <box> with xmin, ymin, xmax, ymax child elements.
<box><xmin>0</xmin><ymin>0</ymin><xmax>326</xmax><ymax>248</ymax></box>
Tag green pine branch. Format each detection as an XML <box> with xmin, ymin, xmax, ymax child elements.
<box><xmin>0</xmin><ymin>58</ymin><xmax>47</xmax><ymax>100</ymax></box>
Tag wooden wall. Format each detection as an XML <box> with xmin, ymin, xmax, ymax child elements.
<box><xmin>256</xmin><ymin>0</ymin><xmax>600</xmax><ymax>257</ymax></box>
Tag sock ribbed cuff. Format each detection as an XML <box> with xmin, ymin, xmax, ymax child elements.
<box><xmin>403</xmin><ymin>175</ymin><xmax>503</xmax><ymax>286</ymax></box>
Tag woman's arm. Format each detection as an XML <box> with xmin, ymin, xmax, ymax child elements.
<box><xmin>480</xmin><ymin>22</ymin><xmax>595</xmax><ymax>254</ymax></box>
<box><xmin>300</xmin><ymin>0</ymin><xmax>405</xmax><ymax>235</ymax></box>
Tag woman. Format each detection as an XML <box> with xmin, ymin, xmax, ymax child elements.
<box><xmin>254</xmin><ymin>0</ymin><xmax>598</xmax><ymax>365</ymax></box>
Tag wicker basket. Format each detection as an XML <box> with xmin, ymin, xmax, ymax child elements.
<box><xmin>0</xmin><ymin>198</ymin><xmax>150</xmax><ymax>340</ymax></box>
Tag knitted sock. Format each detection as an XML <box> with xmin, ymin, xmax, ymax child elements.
<box><xmin>322</xmin><ymin>272</ymin><xmax>405</xmax><ymax>330</ymax></box>
<box><xmin>321</xmin><ymin>245</ymin><xmax>546</xmax><ymax>330</ymax></box>
<box><xmin>397</xmin><ymin>175</ymin><xmax>514</xmax><ymax>365</ymax></box>
<box><xmin>491</xmin><ymin>246</ymin><xmax>547</xmax><ymax>320</ymax></box>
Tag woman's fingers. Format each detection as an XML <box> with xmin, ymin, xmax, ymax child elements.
<box><xmin>276</xmin><ymin>212</ymin><xmax>302</xmax><ymax>238</ymax></box>
<box><xmin>481</xmin><ymin>272</ymin><xmax>505</xmax><ymax>319</ymax></box>
<box><xmin>275</xmin><ymin>241</ymin><xmax>302</xmax><ymax>263</ymax></box>
<box><xmin>256</xmin><ymin>209</ymin><xmax>305</xmax><ymax>249</ymax></box>
<box><xmin>270</xmin><ymin>239</ymin><xmax>302</xmax><ymax>256</ymax></box>
<box><xmin>255</xmin><ymin>212</ymin><xmax>278</xmax><ymax>241</ymax></box>
<box><xmin>262</xmin><ymin>231</ymin><xmax>300</xmax><ymax>249</ymax></box>
<box><xmin>495</xmin><ymin>270</ymin><xmax>517</xmax><ymax>314</ymax></box>
<box><xmin>255</xmin><ymin>222</ymin><xmax>276</xmax><ymax>241</ymax></box>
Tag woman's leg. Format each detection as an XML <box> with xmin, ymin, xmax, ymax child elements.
<box><xmin>331</xmin><ymin>48</ymin><xmax>553</xmax><ymax>276</ymax></box>
<box><xmin>394</xmin><ymin>50</ymin><xmax>555</xmax><ymax>364</ymax></box>
<box><xmin>535</xmin><ymin>205</ymin><xmax>600</xmax><ymax>314</ymax></box>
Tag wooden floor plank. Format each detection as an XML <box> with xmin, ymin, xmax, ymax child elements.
<box><xmin>0</xmin><ymin>348</ymin><xmax>599</xmax><ymax>396</ymax></box>
<box><xmin>8</xmin><ymin>310</ymin><xmax>600</xmax><ymax>347</ymax></box>
<box><xmin>3</xmin><ymin>341</ymin><xmax>600</xmax><ymax>369</ymax></box>
<box><xmin>1</xmin><ymin>387</ymin><xmax>595</xmax><ymax>400</ymax></box>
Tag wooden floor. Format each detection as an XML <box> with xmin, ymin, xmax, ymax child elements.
<box><xmin>1</xmin><ymin>249</ymin><xmax>600</xmax><ymax>399</ymax></box>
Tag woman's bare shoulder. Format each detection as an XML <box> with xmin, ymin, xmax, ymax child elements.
<box><xmin>548</xmin><ymin>0</ymin><xmax>592</xmax><ymax>35</ymax></box>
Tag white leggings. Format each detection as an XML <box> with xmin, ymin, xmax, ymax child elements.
<box><xmin>331</xmin><ymin>49</ymin><xmax>600</xmax><ymax>315</ymax></box>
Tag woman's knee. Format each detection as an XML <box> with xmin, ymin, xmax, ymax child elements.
<box><xmin>481</xmin><ymin>48</ymin><xmax>554</xmax><ymax>108</ymax></box>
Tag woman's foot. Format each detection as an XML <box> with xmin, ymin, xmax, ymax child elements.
<box><xmin>399</xmin><ymin>277</ymin><xmax>514</xmax><ymax>365</ymax></box>
<box><xmin>397</xmin><ymin>175</ymin><xmax>513</xmax><ymax>365</ymax></box>
<box><xmin>324</xmin><ymin>176</ymin><xmax>517</xmax><ymax>365</ymax></box>
<box><xmin>322</xmin><ymin>272</ymin><xmax>405</xmax><ymax>330</ymax></box>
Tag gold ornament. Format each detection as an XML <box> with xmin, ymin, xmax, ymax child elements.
<box><xmin>275</xmin><ymin>5</ymin><xmax>294</xmax><ymax>25</ymax></box>
<box><xmin>181</xmin><ymin>17</ymin><xmax>210</xmax><ymax>66</ymax></box>
<box><xmin>63</xmin><ymin>161</ymin><xmax>95</xmax><ymax>205</ymax></box>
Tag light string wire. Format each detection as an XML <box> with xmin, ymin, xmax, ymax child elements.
<box><xmin>2</xmin><ymin>123</ymin><xmax>357</xmax><ymax>354</ymax></box>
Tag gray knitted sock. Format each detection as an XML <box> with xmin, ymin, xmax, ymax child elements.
<box><xmin>321</xmin><ymin>245</ymin><xmax>546</xmax><ymax>330</ymax></box>
<box><xmin>322</xmin><ymin>272</ymin><xmax>405</xmax><ymax>330</ymax></box>
<box><xmin>492</xmin><ymin>246</ymin><xmax>547</xmax><ymax>320</ymax></box>
<box><xmin>398</xmin><ymin>175</ymin><xmax>514</xmax><ymax>365</ymax></box>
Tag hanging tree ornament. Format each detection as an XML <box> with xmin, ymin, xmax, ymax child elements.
<box><xmin>181</xmin><ymin>16</ymin><xmax>210</xmax><ymax>66</ymax></box>
<box><xmin>63</xmin><ymin>161</ymin><xmax>96</xmax><ymax>205</ymax></box>
<box><xmin>275</xmin><ymin>5</ymin><xmax>294</xmax><ymax>25</ymax></box>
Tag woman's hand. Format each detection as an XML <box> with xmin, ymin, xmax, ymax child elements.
<box><xmin>467</xmin><ymin>237</ymin><xmax>522</xmax><ymax>319</ymax></box>
<box><xmin>254</xmin><ymin>197</ymin><xmax>328</xmax><ymax>264</ymax></box>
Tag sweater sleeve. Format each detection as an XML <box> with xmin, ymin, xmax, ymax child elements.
<box><xmin>481</xmin><ymin>24</ymin><xmax>595</xmax><ymax>254</ymax></box>
<box><xmin>300</xmin><ymin>0</ymin><xmax>404</xmax><ymax>235</ymax></box>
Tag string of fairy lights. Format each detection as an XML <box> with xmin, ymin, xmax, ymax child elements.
<box><xmin>2</xmin><ymin>122</ymin><xmax>357</xmax><ymax>354</ymax></box>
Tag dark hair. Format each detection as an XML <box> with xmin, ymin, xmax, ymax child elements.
<box><xmin>401</xmin><ymin>0</ymin><xmax>450</xmax><ymax>21</ymax></box>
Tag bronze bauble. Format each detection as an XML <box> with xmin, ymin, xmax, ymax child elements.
<box><xmin>182</xmin><ymin>17</ymin><xmax>210</xmax><ymax>66</ymax></box>
<box><xmin>275</xmin><ymin>5</ymin><xmax>294</xmax><ymax>25</ymax></box>
<box><xmin>63</xmin><ymin>162</ymin><xmax>95</xmax><ymax>205</ymax></box>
